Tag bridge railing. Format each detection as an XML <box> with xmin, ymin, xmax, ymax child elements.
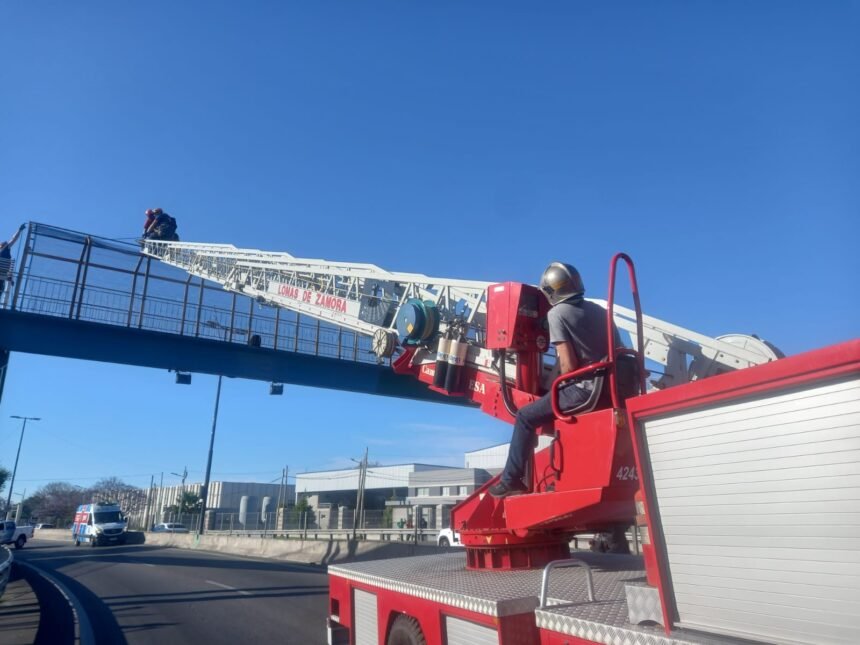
<box><xmin>7</xmin><ymin>223</ymin><xmax>385</xmax><ymax>366</ymax></box>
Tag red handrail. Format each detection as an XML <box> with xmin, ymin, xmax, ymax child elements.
<box><xmin>550</xmin><ymin>360</ymin><xmax>611</xmax><ymax>422</ymax></box>
<box><xmin>606</xmin><ymin>253</ymin><xmax>646</xmax><ymax>408</ymax></box>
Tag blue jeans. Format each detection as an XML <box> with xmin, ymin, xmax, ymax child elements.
<box><xmin>501</xmin><ymin>384</ymin><xmax>590</xmax><ymax>485</ymax></box>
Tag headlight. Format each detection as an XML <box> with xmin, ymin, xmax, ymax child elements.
<box><xmin>95</xmin><ymin>527</ymin><xmax>103</xmax><ymax>533</ymax></box>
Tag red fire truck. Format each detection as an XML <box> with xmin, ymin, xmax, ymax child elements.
<box><xmin>144</xmin><ymin>242</ymin><xmax>859</xmax><ymax>645</ymax></box>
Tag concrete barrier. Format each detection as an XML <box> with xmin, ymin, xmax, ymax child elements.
<box><xmin>142</xmin><ymin>531</ymin><xmax>448</xmax><ymax>565</ymax></box>
<box><xmin>30</xmin><ymin>528</ymin><xmax>70</xmax><ymax>542</ymax></box>
<box><xmin>31</xmin><ymin>528</ymin><xmax>454</xmax><ymax>565</ymax></box>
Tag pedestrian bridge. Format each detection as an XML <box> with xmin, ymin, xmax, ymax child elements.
<box><xmin>0</xmin><ymin>223</ymin><xmax>461</xmax><ymax>406</ymax></box>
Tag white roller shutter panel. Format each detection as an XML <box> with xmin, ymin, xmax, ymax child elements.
<box><xmin>444</xmin><ymin>615</ymin><xmax>499</xmax><ymax>645</ymax></box>
<box><xmin>643</xmin><ymin>377</ymin><xmax>860</xmax><ymax>645</ymax></box>
<box><xmin>354</xmin><ymin>589</ymin><xmax>378</xmax><ymax>645</ymax></box>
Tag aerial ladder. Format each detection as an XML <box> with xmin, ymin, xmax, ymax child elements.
<box><xmin>142</xmin><ymin>238</ymin><xmax>783</xmax><ymax>570</ymax></box>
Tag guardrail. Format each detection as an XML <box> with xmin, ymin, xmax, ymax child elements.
<box><xmin>0</xmin><ymin>545</ymin><xmax>13</xmax><ymax>599</ymax></box>
<box><xmin>199</xmin><ymin>527</ymin><xmax>440</xmax><ymax>543</ymax></box>
<box><xmin>197</xmin><ymin>528</ymin><xmax>639</xmax><ymax>551</ymax></box>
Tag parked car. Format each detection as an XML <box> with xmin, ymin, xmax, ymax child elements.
<box><xmin>1</xmin><ymin>521</ymin><xmax>35</xmax><ymax>549</ymax></box>
<box><xmin>152</xmin><ymin>523</ymin><xmax>190</xmax><ymax>533</ymax></box>
<box><xmin>437</xmin><ymin>528</ymin><xmax>463</xmax><ymax>548</ymax></box>
<box><xmin>35</xmin><ymin>523</ymin><xmax>55</xmax><ymax>530</ymax></box>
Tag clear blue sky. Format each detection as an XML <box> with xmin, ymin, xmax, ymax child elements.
<box><xmin>1</xmin><ymin>2</ymin><xmax>857</xmax><ymax>495</ymax></box>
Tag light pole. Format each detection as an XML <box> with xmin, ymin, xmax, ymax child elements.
<box><xmin>197</xmin><ymin>320</ymin><xmax>246</xmax><ymax>535</ymax></box>
<box><xmin>171</xmin><ymin>467</ymin><xmax>187</xmax><ymax>522</ymax></box>
<box><xmin>6</xmin><ymin>415</ymin><xmax>40</xmax><ymax>519</ymax></box>
<box><xmin>198</xmin><ymin>375</ymin><xmax>222</xmax><ymax>534</ymax></box>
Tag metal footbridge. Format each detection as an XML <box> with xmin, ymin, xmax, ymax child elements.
<box><xmin>0</xmin><ymin>223</ymin><xmax>459</xmax><ymax>406</ymax></box>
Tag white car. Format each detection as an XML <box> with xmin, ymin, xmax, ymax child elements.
<box><xmin>437</xmin><ymin>528</ymin><xmax>463</xmax><ymax>548</ymax></box>
<box><xmin>152</xmin><ymin>523</ymin><xmax>190</xmax><ymax>533</ymax></box>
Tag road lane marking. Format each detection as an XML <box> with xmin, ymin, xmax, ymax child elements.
<box><xmin>144</xmin><ymin>563</ymin><xmax>156</xmax><ymax>567</ymax></box>
<box><xmin>205</xmin><ymin>580</ymin><xmax>251</xmax><ymax>596</ymax></box>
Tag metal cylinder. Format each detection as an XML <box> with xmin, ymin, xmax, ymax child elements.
<box><xmin>239</xmin><ymin>496</ymin><xmax>248</xmax><ymax>526</ymax></box>
<box><xmin>444</xmin><ymin>337</ymin><xmax>468</xmax><ymax>393</ymax></box>
<box><xmin>433</xmin><ymin>336</ymin><xmax>451</xmax><ymax>388</ymax></box>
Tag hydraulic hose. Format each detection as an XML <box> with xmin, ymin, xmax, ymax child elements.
<box><xmin>499</xmin><ymin>350</ymin><xmax>520</xmax><ymax>417</ymax></box>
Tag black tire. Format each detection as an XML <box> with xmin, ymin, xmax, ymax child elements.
<box><xmin>387</xmin><ymin>614</ymin><xmax>426</xmax><ymax>645</ymax></box>
<box><xmin>14</xmin><ymin>535</ymin><xmax>26</xmax><ymax>549</ymax></box>
<box><xmin>90</xmin><ymin>536</ymin><xmax>97</xmax><ymax>548</ymax></box>
<box><xmin>75</xmin><ymin>538</ymin><xmax>80</xmax><ymax>547</ymax></box>
<box><xmin>438</xmin><ymin>537</ymin><xmax>450</xmax><ymax>547</ymax></box>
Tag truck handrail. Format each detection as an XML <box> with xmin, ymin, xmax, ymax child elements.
<box><xmin>0</xmin><ymin>545</ymin><xmax>13</xmax><ymax>600</ymax></box>
<box><xmin>539</xmin><ymin>557</ymin><xmax>595</xmax><ymax>609</ymax></box>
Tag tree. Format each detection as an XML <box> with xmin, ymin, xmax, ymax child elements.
<box><xmin>88</xmin><ymin>477</ymin><xmax>146</xmax><ymax>515</ymax></box>
<box><xmin>177</xmin><ymin>491</ymin><xmax>201</xmax><ymax>514</ymax></box>
<box><xmin>286</xmin><ymin>495</ymin><xmax>312</xmax><ymax>528</ymax></box>
<box><xmin>27</xmin><ymin>482</ymin><xmax>84</xmax><ymax>526</ymax></box>
<box><xmin>0</xmin><ymin>465</ymin><xmax>10</xmax><ymax>500</ymax></box>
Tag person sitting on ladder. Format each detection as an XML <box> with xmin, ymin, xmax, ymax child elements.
<box><xmin>489</xmin><ymin>261</ymin><xmax>620</xmax><ymax>498</ymax></box>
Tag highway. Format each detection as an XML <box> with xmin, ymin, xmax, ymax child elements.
<box><xmin>16</xmin><ymin>537</ymin><xmax>329</xmax><ymax>644</ymax></box>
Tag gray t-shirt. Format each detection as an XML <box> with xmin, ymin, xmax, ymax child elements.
<box><xmin>548</xmin><ymin>298</ymin><xmax>619</xmax><ymax>366</ymax></box>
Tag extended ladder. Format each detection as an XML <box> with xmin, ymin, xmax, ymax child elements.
<box><xmin>142</xmin><ymin>239</ymin><xmax>781</xmax><ymax>387</ymax></box>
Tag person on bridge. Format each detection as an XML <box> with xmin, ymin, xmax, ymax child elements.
<box><xmin>489</xmin><ymin>261</ymin><xmax>620</xmax><ymax>498</ymax></box>
<box><xmin>143</xmin><ymin>208</ymin><xmax>179</xmax><ymax>241</ymax></box>
<box><xmin>0</xmin><ymin>223</ymin><xmax>26</xmax><ymax>297</ymax></box>
<box><xmin>143</xmin><ymin>208</ymin><xmax>161</xmax><ymax>236</ymax></box>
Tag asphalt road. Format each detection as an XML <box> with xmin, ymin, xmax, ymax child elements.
<box><xmin>16</xmin><ymin>538</ymin><xmax>330</xmax><ymax>644</ymax></box>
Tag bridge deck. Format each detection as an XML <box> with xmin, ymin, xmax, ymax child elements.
<box><xmin>0</xmin><ymin>223</ymin><xmax>465</xmax><ymax>406</ymax></box>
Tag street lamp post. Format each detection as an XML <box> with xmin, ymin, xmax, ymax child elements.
<box><xmin>171</xmin><ymin>467</ymin><xmax>188</xmax><ymax>523</ymax></box>
<box><xmin>198</xmin><ymin>375</ymin><xmax>222</xmax><ymax>534</ymax></box>
<box><xmin>6</xmin><ymin>415</ymin><xmax>40</xmax><ymax>518</ymax></box>
<box><xmin>196</xmin><ymin>319</ymin><xmax>245</xmax><ymax>535</ymax></box>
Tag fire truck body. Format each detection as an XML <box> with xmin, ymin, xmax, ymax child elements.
<box><xmin>328</xmin><ymin>339</ymin><xmax>860</xmax><ymax>645</ymax></box>
<box><xmin>140</xmin><ymin>240</ymin><xmax>858</xmax><ymax>645</ymax></box>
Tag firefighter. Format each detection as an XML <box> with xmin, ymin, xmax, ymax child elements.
<box><xmin>143</xmin><ymin>208</ymin><xmax>179</xmax><ymax>241</ymax></box>
<box><xmin>489</xmin><ymin>262</ymin><xmax>619</xmax><ymax>498</ymax></box>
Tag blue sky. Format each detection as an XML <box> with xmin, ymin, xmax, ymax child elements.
<box><xmin>1</xmin><ymin>2</ymin><xmax>857</xmax><ymax>495</ymax></box>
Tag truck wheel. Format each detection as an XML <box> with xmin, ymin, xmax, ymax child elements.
<box><xmin>439</xmin><ymin>537</ymin><xmax>450</xmax><ymax>547</ymax></box>
<box><xmin>90</xmin><ymin>537</ymin><xmax>97</xmax><ymax>548</ymax></box>
<box><xmin>75</xmin><ymin>538</ymin><xmax>80</xmax><ymax>547</ymax></box>
<box><xmin>14</xmin><ymin>535</ymin><xmax>26</xmax><ymax>549</ymax></box>
<box><xmin>387</xmin><ymin>615</ymin><xmax>426</xmax><ymax>645</ymax></box>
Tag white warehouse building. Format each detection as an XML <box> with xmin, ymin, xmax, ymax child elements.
<box><xmin>295</xmin><ymin>463</ymin><xmax>452</xmax><ymax>508</ymax></box>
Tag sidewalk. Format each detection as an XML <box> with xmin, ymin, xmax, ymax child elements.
<box><xmin>0</xmin><ymin>572</ymin><xmax>41</xmax><ymax>645</ymax></box>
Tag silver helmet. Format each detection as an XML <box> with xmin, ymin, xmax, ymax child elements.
<box><xmin>539</xmin><ymin>262</ymin><xmax>585</xmax><ymax>305</ymax></box>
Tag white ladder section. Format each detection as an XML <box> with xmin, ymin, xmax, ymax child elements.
<box><xmin>142</xmin><ymin>240</ymin><xmax>781</xmax><ymax>387</ymax></box>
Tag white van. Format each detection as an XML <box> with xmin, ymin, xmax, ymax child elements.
<box><xmin>72</xmin><ymin>503</ymin><xmax>127</xmax><ymax>547</ymax></box>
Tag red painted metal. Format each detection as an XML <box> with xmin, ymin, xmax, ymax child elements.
<box><xmin>605</xmin><ymin>253</ymin><xmax>647</xmax><ymax>406</ymax></box>
<box><xmin>328</xmin><ymin>573</ymin><xmax>540</xmax><ymax>645</ymax></box>
<box><xmin>624</xmin><ymin>338</ymin><xmax>860</xmax><ymax>634</ymax></box>
<box><xmin>447</xmin><ymin>257</ymin><xmax>646</xmax><ymax>570</ymax></box>
<box><xmin>550</xmin><ymin>360</ymin><xmax>611</xmax><ymax>421</ymax></box>
<box><xmin>485</xmin><ymin>282</ymin><xmax>551</xmax><ymax>353</ymax></box>
<box><xmin>539</xmin><ymin>630</ymin><xmax>601</xmax><ymax>645</ymax></box>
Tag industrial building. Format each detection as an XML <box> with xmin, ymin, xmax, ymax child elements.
<box><xmin>151</xmin><ymin>480</ymin><xmax>294</xmax><ymax>521</ymax></box>
<box><xmin>292</xmin><ymin>443</ymin><xmax>515</xmax><ymax>529</ymax></box>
